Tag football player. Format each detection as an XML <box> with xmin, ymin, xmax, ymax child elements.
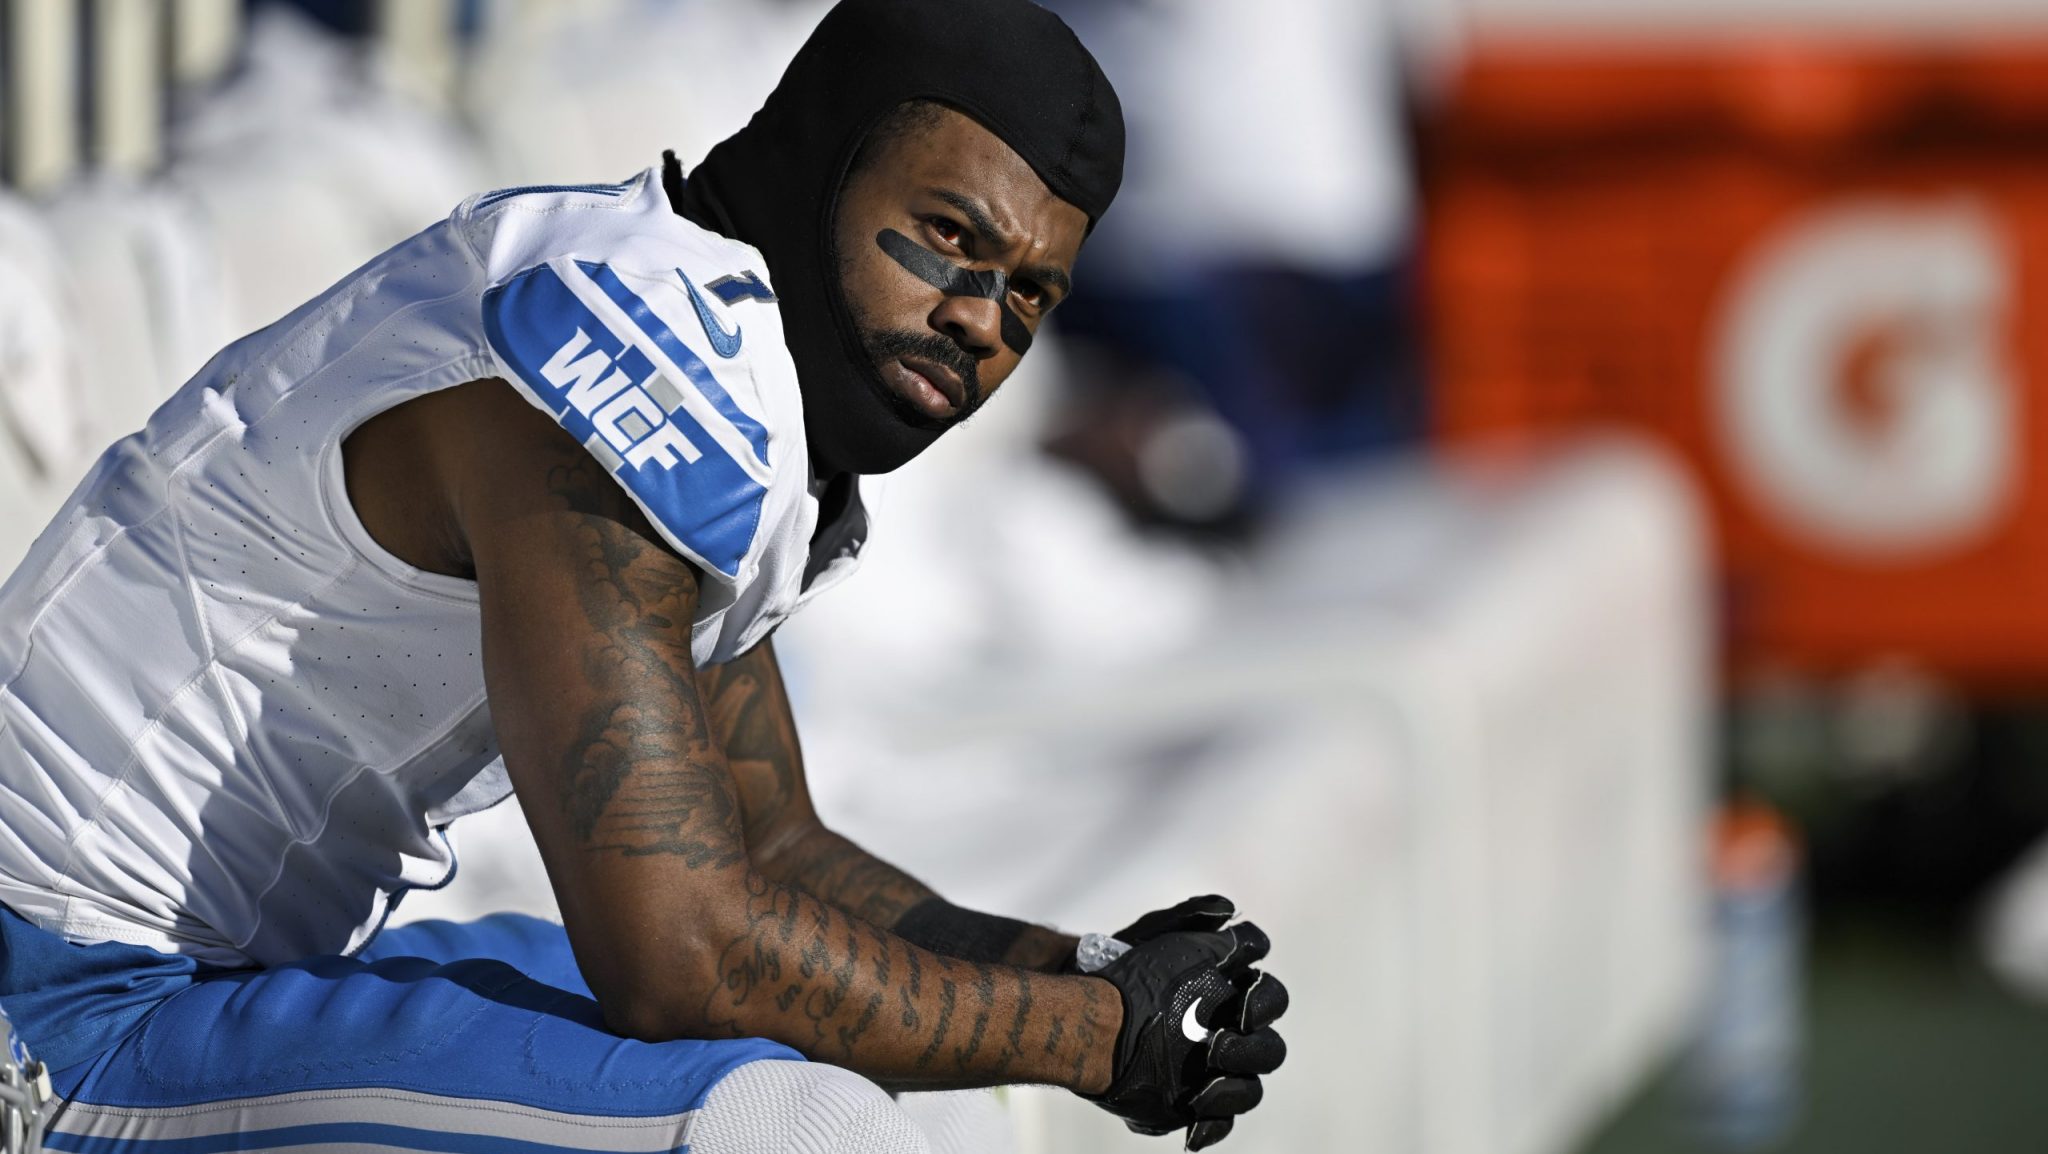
<box><xmin>0</xmin><ymin>1</ymin><xmax>1285</xmax><ymax>1150</ymax></box>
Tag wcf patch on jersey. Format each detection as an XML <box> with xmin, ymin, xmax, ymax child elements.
<box><xmin>482</xmin><ymin>258</ymin><xmax>770</xmax><ymax>579</ymax></box>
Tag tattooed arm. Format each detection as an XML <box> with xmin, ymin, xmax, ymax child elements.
<box><xmin>443</xmin><ymin>381</ymin><xmax>1117</xmax><ymax>1089</ymax></box>
<box><xmin>699</xmin><ymin>642</ymin><xmax>1080</xmax><ymax>971</ymax></box>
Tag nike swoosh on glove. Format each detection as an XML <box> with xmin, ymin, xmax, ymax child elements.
<box><xmin>1089</xmin><ymin>922</ymin><xmax>1289</xmax><ymax>1150</ymax></box>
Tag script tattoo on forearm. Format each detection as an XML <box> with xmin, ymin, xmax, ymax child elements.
<box><xmin>701</xmin><ymin>871</ymin><xmax>1114</xmax><ymax>1088</ymax></box>
<box><xmin>1000</xmin><ymin>969</ymin><xmax>1033</xmax><ymax>1077</ymax></box>
<box><xmin>953</xmin><ymin>964</ymin><xmax>995</xmax><ymax>1069</ymax></box>
<box><xmin>1070</xmin><ymin>974</ymin><xmax>1111</xmax><ymax>1088</ymax></box>
<box><xmin>916</xmin><ymin>977</ymin><xmax>957</xmax><ymax>1071</ymax></box>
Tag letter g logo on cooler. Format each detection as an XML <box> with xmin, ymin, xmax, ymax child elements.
<box><xmin>1714</xmin><ymin>198</ymin><xmax>2019</xmax><ymax>561</ymax></box>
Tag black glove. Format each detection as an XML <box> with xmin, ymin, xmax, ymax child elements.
<box><xmin>1064</xmin><ymin>894</ymin><xmax>1239</xmax><ymax>975</ymax></box>
<box><xmin>1089</xmin><ymin>921</ymin><xmax>1289</xmax><ymax>1151</ymax></box>
<box><xmin>1113</xmin><ymin>894</ymin><xmax>1238</xmax><ymax>945</ymax></box>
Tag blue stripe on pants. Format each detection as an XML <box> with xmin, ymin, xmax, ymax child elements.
<box><xmin>45</xmin><ymin>1121</ymin><xmax>684</xmax><ymax>1154</ymax></box>
<box><xmin>42</xmin><ymin>916</ymin><xmax>797</xmax><ymax>1142</ymax></box>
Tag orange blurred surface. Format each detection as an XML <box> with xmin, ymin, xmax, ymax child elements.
<box><xmin>1425</xmin><ymin>39</ymin><xmax>2048</xmax><ymax>691</ymax></box>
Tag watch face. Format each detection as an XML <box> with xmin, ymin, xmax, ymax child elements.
<box><xmin>1077</xmin><ymin>931</ymin><xmax>1132</xmax><ymax>973</ymax></box>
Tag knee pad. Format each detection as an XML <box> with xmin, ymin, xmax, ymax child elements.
<box><xmin>688</xmin><ymin>1060</ymin><xmax>930</xmax><ymax>1154</ymax></box>
<box><xmin>895</xmin><ymin>1090</ymin><xmax>1016</xmax><ymax>1154</ymax></box>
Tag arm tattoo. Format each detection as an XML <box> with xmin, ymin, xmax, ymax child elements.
<box><xmin>998</xmin><ymin>970</ymin><xmax>1033</xmax><ymax>1077</ymax></box>
<box><xmin>680</xmin><ymin>550</ymin><xmax>1074</xmax><ymax>972</ymax></box>
<box><xmin>696</xmin><ymin>640</ymin><xmax>940</xmax><ymax>929</ymax></box>
<box><xmin>548</xmin><ymin>457</ymin><xmax>743</xmax><ymax>866</ymax></box>
<box><xmin>916</xmin><ymin>977</ymin><xmax>957</xmax><ymax>1071</ymax></box>
<box><xmin>900</xmin><ymin>945</ymin><xmax>923</xmax><ymax>1030</ymax></box>
<box><xmin>952</xmin><ymin>964</ymin><xmax>995</xmax><ymax>1071</ymax></box>
<box><xmin>686</xmin><ymin>822</ymin><xmax>1112</xmax><ymax>1089</ymax></box>
<box><xmin>1071</xmin><ymin>975</ymin><xmax>1111</xmax><ymax>1088</ymax></box>
<box><xmin>525</xmin><ymin>447</ymin><xmax>1114</xmax><ymax>1089</ymax></box>
<box><xmin>769</xmin><ymin>826</ymin><xmax>937</xmax><ymax>928</ymax></box>
<box><xmin>699</xmin><ymin>650</ymin><xmax>804</xmax><ymax>836</ymax></box>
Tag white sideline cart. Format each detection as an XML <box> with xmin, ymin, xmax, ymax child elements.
<box><xmin>797</xmin><ymin>437</ymin><xmax>1714</xmax><ymax>1154</ymax></box>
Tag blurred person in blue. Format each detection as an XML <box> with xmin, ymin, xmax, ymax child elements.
<box><xmin>0</xmin><ymin>1</ymin><xmax>1285</xmax><ymax>1151</ymax></box>
<box><xmin>1041</xmin><ymin>0</ymin><xmax>1422</xmax><ymax>532</ymax></box>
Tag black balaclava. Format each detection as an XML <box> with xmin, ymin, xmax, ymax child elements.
<box><xmin>673</xmin><ymin>0</ymin><xmax>1124</xmax><ymax>477</ymax></box>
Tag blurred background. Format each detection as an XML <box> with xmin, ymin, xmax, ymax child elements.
<box><xmin>4</xmin><ymin>0</ymin><xmax>2048</xmax><ymax>1150</ymax></box>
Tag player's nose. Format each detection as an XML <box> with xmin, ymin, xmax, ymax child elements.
<box><xmin>930</xmin><ymin>295</ymin><xmax>1003</xmax><ymax>360</ymax></box>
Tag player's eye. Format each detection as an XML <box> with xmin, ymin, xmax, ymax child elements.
<box><xmin>1011</xmin><ymin>279</ymin><xmax>1047</xmax><ymax>311</ymax></box>
<box><xmin>925</xmin><ymin>216</ymin><xmax>967</xmax><ymax>252</ymax></box>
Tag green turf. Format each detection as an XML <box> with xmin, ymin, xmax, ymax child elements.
<box><xmin>1579</xmin><ymin>915</ymin><xmax>2048</xmax><ymax>1154</ymax></box>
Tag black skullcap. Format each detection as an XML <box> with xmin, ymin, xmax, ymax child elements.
<box><xmin>675</xmin><ymin>0</ymin><xmax>1124</xmax><ymax>476</ymax></box>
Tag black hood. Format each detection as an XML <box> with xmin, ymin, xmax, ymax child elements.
<box><xmin>673</xmin><ymin>0</ymin><xmax>1123</xmax><ymax>476</ymax></box>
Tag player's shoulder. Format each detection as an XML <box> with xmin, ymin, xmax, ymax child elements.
<box><xmin>465</xmin><ymin>165</ymin><xmax>788</xmax><ymax>388</ymax></box>
<box><xmin>468</xmin><ymin>168</ymin><xmax>798</xmax><ymax>586</ymax></box>
<box><xmin>460</xmin><ymin>167</ymin><xmax>768</xmax><ymax>295</ymax></box>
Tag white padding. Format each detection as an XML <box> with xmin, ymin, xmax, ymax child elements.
<box><xmin>688</xmin><ymin>1061</ymin><xmax>930</xmax><ymax>1154</ymax></box>
<box><xmin>895</xmin><ymin>1090</ymin><xmax>1016</xmax><ymax>1154</ymax></box>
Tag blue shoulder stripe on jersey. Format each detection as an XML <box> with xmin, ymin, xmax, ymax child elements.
<box><xmin>482</xmin><ymin>263</ymin><xmax>766</xmax><ymax>579</ymax></box>
<box><xmin>574</xmin><ymin>261</ymin><xmax>771</xmax><ymax>467</ymax></box>
<box><xmin>44</xmin><ymin>1121</ymin><xmax>684</xmax><ymax>1154</ymax></box>
<box><xmin>472</xmin><ymin>180</ymin><xmax>635</xmax><ymax>212</ymax></box>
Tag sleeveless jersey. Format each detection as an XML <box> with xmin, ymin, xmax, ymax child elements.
<box><xmin>0</xmin><ymin>167</ymin><xmax>867</xmax><ymax>967</ymax></box>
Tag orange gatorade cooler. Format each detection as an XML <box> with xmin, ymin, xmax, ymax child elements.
<box><xmin>1424</xmin><ymin>38</ymin><xmax>2048</xmax><ymax>690</ymax></box>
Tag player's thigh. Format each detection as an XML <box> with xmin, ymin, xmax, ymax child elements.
<box><xmin>361</xmin><ymin>912</ymin><xmax>591</xmax><ymax>996</ymax></box>
<box><xmin>48</xmin><ymin>952</ymin><xmax>927</xmax><ymax>1153</ymax></box>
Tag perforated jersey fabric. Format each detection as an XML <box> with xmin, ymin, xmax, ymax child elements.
<box><xmin>0</xmin><ymin>166</ymin><xmax>868</xmax><ymax>967</ymax></box>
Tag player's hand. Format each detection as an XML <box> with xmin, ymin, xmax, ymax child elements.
<box><xmin>1088</xmin><ymin>922</ymin><xmax>1289</xmax><ymax>1150</ymax></box>
<box><xmin>1065</xmin><ymin>895</ymin><xmax>1238</xmax><ymax>975</ymax></box>
<box><xmin>1113</xmin><ymin>894</ymin><xmax>1238</xmax><ymax>945</ymax></box>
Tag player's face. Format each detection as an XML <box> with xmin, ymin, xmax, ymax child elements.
<box><xmin>833</xmin><ymin>107</ymin><xmax>1089</xmax><ymax>429</ymax></box>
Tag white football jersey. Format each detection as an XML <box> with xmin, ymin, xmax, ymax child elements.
<box><xmin>0</xmin><ymin>167</ymin><xmax>866</xmax><ymax>966</ymax></box>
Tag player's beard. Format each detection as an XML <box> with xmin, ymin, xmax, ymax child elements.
<box><xmin>853</xmin><ymin>326</ymin><xmax>986</xmax><ymax>432</ymax></box>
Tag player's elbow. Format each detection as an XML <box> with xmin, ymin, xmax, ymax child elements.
<box><xmin>599</xmin><ymin>994</ymin><xmax>702</xmax><ymax>1045</ymax></box>
<box><xmin>581</xmin><ymin>888</ymin><xmax>762</xmax><ymax>1044</ymax></box>
<box><xmin>589</xmin><ymin>948</ymin><xmax>728</xmax><ymax>1043</ymax></box>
